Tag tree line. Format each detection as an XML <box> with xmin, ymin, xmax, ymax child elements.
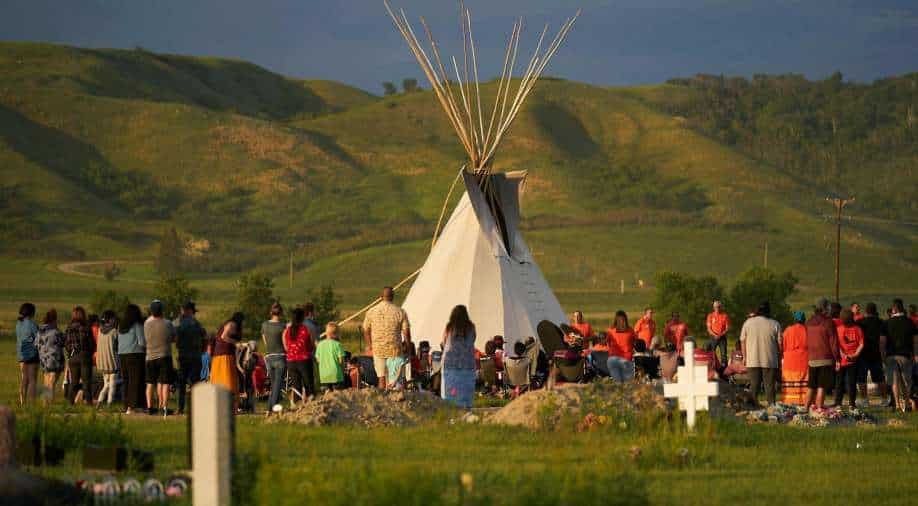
<box><xmin>661</xmin><ymin>72</ymin><xmax>918</xmax><ymax>219</ymax></box>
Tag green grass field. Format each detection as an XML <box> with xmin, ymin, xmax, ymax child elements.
<box><xmin>1</xmin><ymin>333</ymin><xmax>917</xmax><ymax>505</ymax></box>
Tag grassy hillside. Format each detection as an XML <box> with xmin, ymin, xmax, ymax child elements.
<box><xmin>0</xmin><ymin>42</ymin><xmax>914</xmax><ymax>316</ymax></box>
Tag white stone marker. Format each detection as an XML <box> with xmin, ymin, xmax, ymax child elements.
<box><xmin>663</xmin><ymin>341</ymin><xmax>719</xmax><ymax>430</ymax></box>
<box><xmin>192</xmin><ymin>383</ymin><xmax>233</xmax><ymax>506</ymax></box>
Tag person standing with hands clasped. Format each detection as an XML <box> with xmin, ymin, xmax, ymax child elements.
<box><xmin>834</xmin><ymin>309</ymin><xmax>863</xmax><ymax>408</ymax></box>
<box><xmin>740</xmin><ymin>302</ymin><xmax>782</xmax><ymax>407</ymax></box>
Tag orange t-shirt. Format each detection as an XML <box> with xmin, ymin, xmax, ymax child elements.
<box><xmin>571</xmin><ymin>322</ymin><xmax>593</xmax><ymax>339</ymax></box>
<box><xmin>606</xmin><ymin>327</ymin><xmax>636</xmax><ymax>360</ymax></box>
<box><xmin>634</xmin><ymin>317</ymin><xmax>655</xmax><ymax>348</ymax></box>
<box><xmin>664</xmin><ymin>320</ymin><xmax>689</xmax><ymax>352</ymax></box>
<box><xmin>838</xmin><ymin>324</ymin><xmax>864</xmax><ymax>367</ymax></box>
<box><xmin>781</xmin><ymin>323</ymin><xmax>808</xmax><ymax>372</ymax></box>
<box><xmin>706</xmin><ymin>312</ymin><xmax>730</xmax><ymax>337</ymax></box>
<box><xmin>853</xmin><ymin>312</ymin><xmax>864</xmax><ymax>321</ymax></box>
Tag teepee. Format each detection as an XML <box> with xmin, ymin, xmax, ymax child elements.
<box><xmin>384</xmin><ymin>1</ymin><xmax>578</xmax><ymax>350</ymax></box>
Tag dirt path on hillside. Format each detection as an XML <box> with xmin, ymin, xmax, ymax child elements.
<box><xmin>57</xmin><ymin>260</ymin><xmax>154</xmax><ymax>283</ymax></box>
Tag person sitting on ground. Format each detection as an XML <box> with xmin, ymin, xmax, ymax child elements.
<box><xmin>632</xmin><ymin>339</ymin><xmax>658</xmax><ymax>381</ymax></box>
<box><xmin>387</xmin><ymin>340</ymin><xmax>410</xmax><ymax>390</ymax></box>
<box><xmin>347</xmin><ymin>356</ymin><xmax>362</xmax><ymax>389</ymax></box>
<box><xmin>691</xmin><ymin>340</ymin><xmax>721</xmax><ymax>381</ymax></box>
<box><xmin>834</xmin><ymin>309</ymin><xmax>864</xmax><ymax>409</ymax></box>
<box><xmin>780</xmin><ymin>311</ymin><xmax>808</xmax><ymax>405</ymax></box>
<box><xmin>605</xmin><ymin>310</ymin><xmax>636</xmax><ymax>382</ymax></box>
<box><xmin>523</xmin><ymin>336</ymin><xmax>549</xmax><ymax>385</ymax></box>
<box><xmin>723</xmin><ymin>339</ymin><xmax>748</xmax><ymax>380</ymax></box>
<box><xmin>316</xmin><ymin>322</ymin><xmax>346</xmax><ymax>392</ymax></box>
<box><xmin>656</xmin><ymin>342</ymin><xmax>679</xmax><ymax>382</ymax></box>
<box><xmin>503</xmin><ymin>341</ymin><xmax>532</xmax><ymax>391</ymax></box>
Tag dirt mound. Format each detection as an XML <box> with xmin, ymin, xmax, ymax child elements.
<box><xmin>486</xmin><ymin>381</ymin><xmax>669</xmax><ymax>430</ymax></box>
<box><xmin>269</xmin><ymin>388</ymin><xmax>454</xmax><ymax>427</ymax></box>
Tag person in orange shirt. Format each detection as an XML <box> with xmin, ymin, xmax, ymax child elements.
<box><xmin>781</xmin><ymin>311</ymin><xmax>809</xmax><ymax>405</ymax></box>
<box><xmin>569</xmin><ymin>311</ymin><xmax>594</xmax><ymax>344</ymax></box>
<box><xmin>663</xmin><ymin>312</ymin><xmax>689</xmax><ymax>356</ymax></box>
<box><xmin>850</xmin><ymin>302</ymin><xmax>864</xmax><ymax>322</ymax></box>
<box><xmin>834</xmin><ymin>309</ymin><xmax>864</xmax><ymax>408</ymax></box>
<box><xmin>633</xmin><ymin>308</ymin><xmax>655</xmax><ymax>350</ymax></box>
<box><xmin>706</xmin><ymin>300</ymin><xmax>731</xmax><ymax>366</ymax></box>
<box><xmin>605</xmin><ymin>310</ymin><xmax>636</xmax><ymax>382</ymax></box>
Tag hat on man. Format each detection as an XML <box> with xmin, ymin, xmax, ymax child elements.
<box><xmin>182</xmin><ymin>301</ymin><xmax>197</xmax><ymax>313</ymax></box>
<box><xmin>793</xmin><ymin>311</ymin><xmax>806</xmax><ymax>323</ymax></box>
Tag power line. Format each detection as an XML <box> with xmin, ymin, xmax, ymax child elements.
<box><xmin>820</xmin><ymin>214</ymin><xmax>918</xmax><ymax>227</ymax></box>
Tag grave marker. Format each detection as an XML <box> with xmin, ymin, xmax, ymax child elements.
<box><xmin>192</xmin><ymin>384</ymin><xmax>233</xmax><ymax>506</ymax></box>
<box><xmin>663</xmin><ymin>342</ymin><xmax>719</xmax><ymax>430</ymax></box>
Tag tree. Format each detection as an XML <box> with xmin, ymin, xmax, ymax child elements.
<box><xmin>402</xmin><ymin>78</ymin><xmax>419</xmax><ymax>93</ymax></box>
<box><xmin>382</xmin><ymin>81</ymin><xmax>398</xmax><ymax>96</ymax></box>
<box><xmin>235</xmin><ymin>272</ymin><xmax>276</xmax><ymax>337</ymax></box>
<box><xmin>155</xmin><ymin>227</ymin><xmax>184</xmax><ymax>275</ymax></box>
<box><xmin>90</xmin><ymin>289</ymin><xmax>131</xmax><ymax>318</ymax></box>
<box><xmin>304</xmin><ymin>284</ymin><xmax>342</xmax><ymax>327</ymax></box>
<box><xmin>154</xmin><ymin>274</ymin><xmax>200</xmax><ymax>320</ymax></box>
<box><xmin>727</xmin><ymin>267</ymin><xmax>798</xmax><ymax>327</ymax></box>
<box><xmin>652</xmin><ymin>271</ymin><xmax>725</xmax><ymax>336</ymax></box>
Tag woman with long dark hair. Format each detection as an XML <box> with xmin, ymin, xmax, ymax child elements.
<box><xmin>118</xmin><ymin>304</ymin><xmax>146</xmax><ymax>414</ymax></box>
<box><xmin>284</xmin><ymin>307</ymin><xmax>315</xmax><ymax>405</ymax></box>
<box><xmin>37</xmin><ymin>308</ymin><xmax>65</xmax><ymax>402</ymax></box>
<box><xmin>16</xmin><ymin>302</ymin><xmax>39</xmax><ymax>405</ymax></box>
<box><xmin>65</xmin><ymin>306</ymin><xmax>95</xmax><ymax>404</ymax></box>
<box><xmin>211</xmin><ymin>312</ymin><xmax>244</xmax><ymax>410</ymax></box>
<box><xmin>605</xmin><ymin>310</ymin><xmax>636</xmax><ymax>382</ymax></box>
<box><xmin>440</xmin><ymin>305</ymin><xmax>477</xmax><ymax>408</ymax></box>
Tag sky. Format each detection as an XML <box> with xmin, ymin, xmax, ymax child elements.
<box><xmin>2</xmin><ymin>0</ymin><xmax>916</xmax><ymax>94</ymax></box>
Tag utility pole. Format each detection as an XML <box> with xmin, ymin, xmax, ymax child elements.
<box><xmin>826</xmin><ymin>196</ymin><xmax>854</xmax><ymax>302</ymax></box>
<box><xmin>763</xmin><ymin>239</ymin><xmax>768</xmax><ymax>269</ymax></box>
<box><xmin>289</xmin><ymin>250</ymin><xmax>294</xmax><ymax>289</ymax></box>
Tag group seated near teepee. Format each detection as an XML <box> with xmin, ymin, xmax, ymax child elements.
<box><xmin>384</xmin><ymin>0</ymin><xmax>580</xmax><ymax>353</ymax></box>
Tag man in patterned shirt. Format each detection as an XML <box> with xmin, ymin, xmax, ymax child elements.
<box><xmin>363</xmin><ymin>287</ymin><xmax>411</xmax><ymax>388</ymax></box>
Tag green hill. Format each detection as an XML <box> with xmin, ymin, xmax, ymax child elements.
<box><xmin>0</xmin><ymin>42</ymin><xmax>914</xmax><ymax>313</ymax></box>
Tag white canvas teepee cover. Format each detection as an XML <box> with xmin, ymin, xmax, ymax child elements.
<box><xmin>402</xmin><ymin>171</ymin><xmax>567</xmax><ymax>351</ymax></box>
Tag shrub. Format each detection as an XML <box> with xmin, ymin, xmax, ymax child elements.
<box><xmin>727</xmin><ymin>267</ymin><xmax>798</xmax><ymax>326</ymax></box>
<box><xmin>304</xmin><ymin>285</ymin><xmax>342</xmax><ymax>327</ymax></box>
<box><xmin>154</xmin><ymin>274</ymin><xmax>200</xmax><ymax>319</ymax></box>
<box><xmin>235</xmin><ymin>272</ymin><xmax>277</xmax><ymax>337</ymax></box>
<box><xmin>90</xmin><ymin>289</ymin><xmax>132</xmax><ymax>318</ymax></box>
<box><xmin>652</xmin><ymin>271</ymin><xmax>725</xmax><ymax>336</ymax></box>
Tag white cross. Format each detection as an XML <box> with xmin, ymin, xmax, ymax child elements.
<box><xmin>663</xmin><ymin>341</ymin><xmax>719</xmax><ymax>430</ymax></box>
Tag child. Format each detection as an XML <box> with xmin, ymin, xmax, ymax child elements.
<box><xmin>386</xmin><ymin>341</ymin><xmax>409</xmax><ymax>389</ymax></box>
<box><xmin>316</xmin><ymin>322</ymin><xmax>346</xmax><ymax>392</ymax></box>
<box><xmin>347</xmin><ymin>356</ymin><xmax>361</xmax><ymax>389</ymax></box>
<box><xmin>632</xmin><ymin>340</ymin><xmax>659</xmax><ymax>380</ymax></box>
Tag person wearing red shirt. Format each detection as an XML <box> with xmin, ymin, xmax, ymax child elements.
<box><xmin>908</xmin><ymin>304</ymin><xmax>918</xmax><ymax>327</ymax></box>
<box><xmin>834</xmin><ymin>309</ymin><xmax>864</xmax><ymax>408</ymax></box>
<box><xmin>633</xmin><ymin>308</ymin><xmax>655</xmax><ymax>350</ymax></box>
<box><xmin>605</xmin><ymin>310</ymin><xmax>636</xmax><ymax>382</ymax></box>
<box><xmin>663</xmin><ymin>312</ymin><xmax>689</xmax><ymax>355</ymax></box>
<box><xmin>850</xmin><ymin>302</ymin><xmax>864</xmax><ymax>321</ymax></box>
<box><xmin>570</xmin><ymin>311</ymin><xmax>594</xmax><ymax>345</ymax></box>
<box><xmin>706</xmin><ymin>301</ymin><xmax>731</xmax><ymax>366</ymax></box>
<box><xmin>283</xmin><ymin>308</ymin><xmax>315</xmax><ymax>403</ymax></box>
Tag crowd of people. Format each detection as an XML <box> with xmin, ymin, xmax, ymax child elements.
<box><xmin>12</xmin><ymin>286</ymin><xmax>918</xmax><ymax>414</ymax></box>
